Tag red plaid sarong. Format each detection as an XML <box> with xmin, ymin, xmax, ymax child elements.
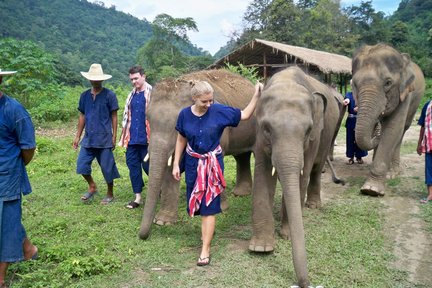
<box><xmin>422</xmin><ymin>102</ymin><xmax>432</xmax><ymax>153</ymax></box>
<box><xmin>186</xmin><ymin>143</ymin><xmax>225</xmax><ymax>217</ymax></box>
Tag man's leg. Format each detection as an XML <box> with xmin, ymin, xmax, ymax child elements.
<box><xmin>97</xmin><ymin>148</ymin><xmax>120</xmax><ymax>201</ymax></box>
<box><xmin>126</xmin><ymin>145</ymin><xmax>144</xmax><ymax>207</ymax></box>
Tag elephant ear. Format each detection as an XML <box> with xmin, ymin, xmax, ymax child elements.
<box><xmin>400</xmin><ymin>53</ymin><xmax>416</xmax><ymax>102</ymax></box>
<box><xmin>310</xmin><ymin>92</ymin><xmax>327</xmax><ymax>141</ymax></box>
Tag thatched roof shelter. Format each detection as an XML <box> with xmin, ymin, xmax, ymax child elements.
<box><xmin>210</xmin><ymin>38</ymin><xmax>352</xmax><ymax>92</ymax></box>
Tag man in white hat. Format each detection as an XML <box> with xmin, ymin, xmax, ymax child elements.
<box><xmin>0</xmin><ymin>69</ymin><xmax>38</xmax><ymax>287</ymax></box>
<box><xmin>73</xmin><ymin>63</ymin><xmax>120</xmax><ymax>204</ymax></box>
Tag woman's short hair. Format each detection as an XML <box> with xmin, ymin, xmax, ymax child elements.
<box><xmin>189</xmin><ymin>80</ymin><xmax>214</xmax><ymax>97</ymax></box>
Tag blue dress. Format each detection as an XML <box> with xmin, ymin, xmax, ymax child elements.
<box><xmin>175</xmin><ymin>103</ymin><xmax>241</xmax><ymax>216</ymax></box>
<box><xmin>344</xmin><ymin>92</ymin><xmax>368</xmax><ymax>159</ymax></box>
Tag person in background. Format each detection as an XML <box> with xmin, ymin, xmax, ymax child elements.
<box><xmin>118</xmin><ymin>65</ymin><xmax>152</xmax><ymax>209</ymax></box>
<box><xmin>417</xmin><ymin>99</ymin><xmax>432</xmax><ymax>203</ymax></box>
<box><xmin>172</xmin><ymin>80</ymin><xmax>262</xmax><ymax>266</ymax></box>
<box><xmin>0</xmin><ymin>68</ymin><xmax>38</xmax><ymax>288</ymax></box>
<box><xmin>343</xmin><ymin>79</ymin><xmax>368</xmax><ymax>165</ymax></box>
<box><xmin>73</xmin><ymin>63</ymin><xmax>120</xmax><ymax>205</ymax></box>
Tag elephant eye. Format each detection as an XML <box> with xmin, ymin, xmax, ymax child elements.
<box><xmin>384</xmin><ymin>79</ymin><xmax>393</xmax><ymax>89</ymax></box>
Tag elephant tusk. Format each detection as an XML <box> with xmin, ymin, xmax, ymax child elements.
<box><xmin>301</xmin><ymin>169</ymin><xmax>303</xmax><ymax>176</ymax></box>
<box><xmin>143</xmin><ymin>153</ymin><xmax>149</xmax><ymax>162</ymax></box>
<box><xmin>167</xmin><ymin>155</ymin><xmax>172</xmax><ymax>166</ymax></box>
<box><xmin>272</xmin><ymin>167</ymin><xmax>276</xmax><ymax>176</ymax></box>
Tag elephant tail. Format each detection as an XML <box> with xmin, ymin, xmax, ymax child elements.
<box><xmin>326</xmin><ymin>156</ymin><xmax>346</xmax><ymax>186</ymax></box>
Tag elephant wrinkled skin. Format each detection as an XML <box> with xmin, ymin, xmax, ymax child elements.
<box><xmin>139</xmin><ymin>69</ymin><xmax>256</xmax><ymax>240</ymax></box>
<box><xmin>249</xmin><ymin>67</ymin><xmax>340</xmax><ymax>288</ymax></box>
<box><xmin>352</xmin><ymin>44</ymin><xmax>425</xmax><ymax>196</ymax></box>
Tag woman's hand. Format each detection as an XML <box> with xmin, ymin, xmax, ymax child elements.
<box><xmin>172</xmin><ymin>164</ymin><xmax>181</xmax><ymax>181</ymax></box>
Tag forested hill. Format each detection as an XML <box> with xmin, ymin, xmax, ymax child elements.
<box><xmin>0</xmin><ymin>0</ymin><xmax>203</xmax><ymax>83</ymax></box>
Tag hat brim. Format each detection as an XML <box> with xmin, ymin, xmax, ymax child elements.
<box><xmin>0</xmin><ymin>71</ymin><xmax>17</xmax><ymax>76</ymax></box>
<box><xmin>80</xmin><ymin>72</ymin><xmax>112</xmax><ymax>81</ymax></box>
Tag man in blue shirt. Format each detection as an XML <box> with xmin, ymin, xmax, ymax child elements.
<box><xmin>119</xmin><ymin>66</ymin><xmax>152</xmax><ymax>209</ymax></box>
<box><xmin>73</xmin><ymin>64</ymin><xmax>120</xmax><ymax>205</ymax></box>
<box><xmin>0</xmin><ymin>69</ymin><xmax>38</xmax><ymax>287</ymax></box>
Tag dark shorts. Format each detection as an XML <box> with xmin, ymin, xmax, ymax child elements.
<box><xmin>76</xmin><ymin>147</ymin><xmax>120</xmax><ymax>183</ymax></box>
<box><xmin>425</xmin><ymin>153</ymin><xmax>432</xmax><ymax>185</ymax></box>
<box><xmin>0</xmin><ymin>198</ymin><xmax>26</xmax><ymax>262</ymax></box>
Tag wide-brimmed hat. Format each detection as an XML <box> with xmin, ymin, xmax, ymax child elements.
<box><xmin>80</xmin><ymin>63</ymin><xmax>112</xmax><ymax>81</ymax></box>
<box><xmin>0</xmin><ymin>69</ymin><xmax>17</xmax><ymax>76</ymax></box>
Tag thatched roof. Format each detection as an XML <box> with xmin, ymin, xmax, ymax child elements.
<box><xmin>210</xmin><ymin>38</ymin><xmax>352</xmax><ymax>79</ymax></box>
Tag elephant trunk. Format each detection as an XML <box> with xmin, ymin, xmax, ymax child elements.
<box><xmin>275</xmin><ymin>156</ymin><xmax>310</xmax><ymax>288</ymax></box>
<box><xmin>355</xmin><ymin>88</ymin><xmax>383</xmax><ymax>151</ymax></box>
<box><xmin>139</xmin><ymin>141</ymin><xmax>170</xmax><ymax>240</ymax></box>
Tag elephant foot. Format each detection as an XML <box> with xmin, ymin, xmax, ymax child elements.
<box><xmin>386</xmin><ymin>167</ymin><xmax>400</xmax><ymax>179</ymax></box>
<box><xmin>305</xmin><ymin>200</ymin><xmax>321</xmax><ymax>209</ymax></box>
<box><xmin>249</xmin><ymin>235</ymin><xmax>275</xmax><ymax>252</ymax></box>
<box><xmin>279</xmin><ymin>225</ymin><xmax>290</xmax><ymax>240</ymax></box>
<box><xmin>361</xmin><ymin>178</ymin><xmax>385</xmax><ymax>196</ymax></box>
<box><xmin>232</xmin><ymin>184</ymin><xmax>252</xmax><ymax>196</ymax></box>
<box><xmin>153</xmin><ymin>210</ymin><xmax>178</xmax><ymax>226</ymax></box>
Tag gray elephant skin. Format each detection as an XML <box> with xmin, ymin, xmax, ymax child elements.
<box><xmin>139</xmin><ymin>69</ymin><xmax>256</xmax><ymax>239</ymax></box>
<box><xmin>352</xmin><ymin>44</ymin><xmax>425</xmax><ymax>196</ymax></box>
<box><xmin>249</xmin><ymin>66</ymin><xmax>340</xmax><ymax>287</ymax></box>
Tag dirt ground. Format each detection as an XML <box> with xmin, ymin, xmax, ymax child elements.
<box><xmin>323</xmin><ymin>124</ymin><xmax>432</xmax><ymax>286</ymax></box>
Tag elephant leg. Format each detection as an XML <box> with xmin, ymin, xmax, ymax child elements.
<box><xmin>280</xmin><ymin>194</ymin><xmax>290</xmax><ymax>240</ymax></box>
<box><xmin>154</xmin><ymin>167</ymin><xmax>180</xmax><ymax>225</ymax></box>
<box><xmin>305</xmin><ymin>165</ymin><xmax>322</xmax><ymax>209</ymax></box>
<box><xmin>388</xmin><ymin>145</ymin><xmax>401</xmax><ymax>179</ymax></box>
<box><xmin>249</xmin><ymin>150</ymin><xmax>277</xmax><ymax>252</ymax></box>
<box><xmin>232</xmin><ymin>152</ymin><xmax>253</xmax><ymax>196</ymax></box>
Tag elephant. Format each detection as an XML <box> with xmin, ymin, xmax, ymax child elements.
<box><xmin>139</xmin><ymin>69</ymin><xmax>257</xmax><ymax>240</ymax></box>
<box><xmin>352</xmin><ymin>44</ymin><xmax>425</xmax><ymax>196</ymax></box>
<box><xmin>249</xmin><ymin>66</ymin><xmax>341</xmax><ymax>288</ymax></box>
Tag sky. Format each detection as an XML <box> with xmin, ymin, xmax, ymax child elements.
<box><xmin>95</xmin><ymin>0</ymin><xmax>400</xmax><ymax>56</ymax></box>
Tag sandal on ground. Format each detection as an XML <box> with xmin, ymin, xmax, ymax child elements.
<box><xmin>420</xmin><ymin>197</ymin><xmax>432</xmax><ymax>204</ymax></box>
<box><xmin>356</xmin><ymin>158</ymin><xmax>364</xmax><ymax>164</ymax></box>
<box><xmin>81</xmin><ymin>191</ymin><xmax>97</xmax><ymax>202</ymax></box>
<box><xmin>126</xmin><ymin>201</ymin><xmax>140</xmax><ymax>209</ymax></box>
<box><xmin>347</xmin><ymin>158</ymin><xmax>354</xmax><ymax>165</ymax></box>
<box><xmin>197</xmin><ymin>256</ymin><xmax>211</xmax><ymax>266</ymax></box>
<box><xmin>100</xmin><ymin>197</ymin><xmax>114</xmax><ymax>205</ymax></box>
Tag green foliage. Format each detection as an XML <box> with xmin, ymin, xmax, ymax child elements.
<box><xmin>136</xmin><ymin>13</ymin><xmax>214</xmax><ymax>83</ymax></box>
<box><xmin>223</xmin><ymin>62</ymin><xmax>263</xmax><ymax>83</ymax></box>
<box><xmin>0</xmin><ymin>0</ymin><xmax>206</xmax><ymax>84</ymax></box>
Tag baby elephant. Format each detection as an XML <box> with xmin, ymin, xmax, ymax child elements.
<box><xmin>249</xmin><ymin>66</ymin><xmax>340</xmax><ymax>288</ymax></box>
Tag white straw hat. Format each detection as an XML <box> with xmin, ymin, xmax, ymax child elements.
<box><xmin>80</xmin><ymin>63</ymin><xmax>112</xmax><ymax>81</ymax></box>
<box><xmin>0</xmin><ymin>69</ymin><xmax>17</xmax><ymax>76</ymax></box>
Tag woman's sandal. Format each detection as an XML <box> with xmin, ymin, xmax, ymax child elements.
<box><xmin>197</xmin><ymin>256</ymin><xmax>211</xmax><ymax>266</ymax></box>
<box><xmin>126</xmin><ymin>201</ymin><xmax>140</xmax><ymax>209</ymax></box>
<box><xmin>347</xmin><ymin>158</ymin><xmax>354</xmax><ymax>165</ymax></box>
<box><xmin>420</xmin><ymin>198</ymin><xmax>432</xmax><ymax>204</ymax></box>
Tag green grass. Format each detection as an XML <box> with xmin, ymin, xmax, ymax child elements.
<box><xmin>7</xmin><ymin>132</ymin><xmax>426</xmax><ymax>288</ymax></box>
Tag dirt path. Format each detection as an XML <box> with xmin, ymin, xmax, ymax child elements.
<box><xmin>323</xmin><ymin>125</ymin><xmax>432</xmax><ymax>286</ymax></box>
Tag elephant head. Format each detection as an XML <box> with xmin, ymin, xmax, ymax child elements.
<box><xmin>352</xmin><ymin>44</ymin><xmax>416</xmax><ymax>151</ymax></box>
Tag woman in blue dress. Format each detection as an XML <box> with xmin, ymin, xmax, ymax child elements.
<box><xmin>343</xmin><ymin>80</ymin><xmax>368</xmax><ymax>164</ymax></box>
<box><xmin>172</xmin><ymin>80</ymin><xmax>262</xmax><ymax>266</ymax></box>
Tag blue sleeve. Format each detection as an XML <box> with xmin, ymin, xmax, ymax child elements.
<box><xmin>108</xmin><ymin>90</ymin><xmax>119</xmax><ymax>112</ymax></box>
<box><xmin>418</xmin><ymin>101</ymin><xmax>430</xmax><ymax>127</ymax></box>
<box><xmin>175</xmin><ymin>109</ymin><xmax>186</xmax><ymax>137</ymax></box>
<box><xmin>14</xmin><ymin>105</ymin><xmax>36</xmax><ymax>150</ymax></box>
<box><xmin>214</xmin><ymin>104</ymin><xmax>241</xmax><ymax>128</ymax></box>
<box><xmin>78</xmin><ymin>91</ymin><xmax>86</xmax><ymax>114</ymax></box>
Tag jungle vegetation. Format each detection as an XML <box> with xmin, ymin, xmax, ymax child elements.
<box><xmin>0</xmin><ymin>0</ymin><xmax>431</xmax><ymax>123</ymax></box>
